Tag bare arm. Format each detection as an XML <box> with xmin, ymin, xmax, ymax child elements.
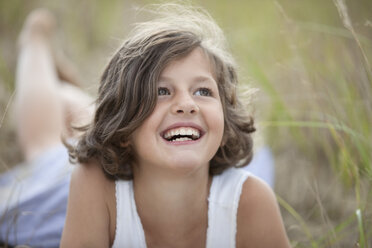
<box><xmin>236</xmin><ymin>176</ymin><xmax>291</xmax><ymax>248</ymax></box>
<box><xmin>60</xmin><ymin>162</ymin><xmax>114</xmax><ymax>248</ymax></box>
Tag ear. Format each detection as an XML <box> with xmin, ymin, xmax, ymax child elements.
<box><xmin>120</xmin><ymin>141</ymin><xmax>130</xmax><ymax>147</ymax></box>
<box><xmin>220</xmin><ymin>134</ymin><xmax>227</xmax><ymax>147</ymax></box>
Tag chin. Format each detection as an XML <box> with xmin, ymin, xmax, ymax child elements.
<box><xmin>164</xmin><ymin>157</ymin><xmax>209</xmax><ymax>175</ymax></box>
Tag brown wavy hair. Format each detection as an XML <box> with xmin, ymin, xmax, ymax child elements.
<box><xmin>68</xmin><ymin>4</ymin><xmax>255</xmax><ymax>180</ymax></box>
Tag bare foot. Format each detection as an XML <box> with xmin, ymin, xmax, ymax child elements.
<box><xmin>19</xmin><ymin>8</ymin><xmax>82</xmax><ymax>87</ymax></box>
<box><xmin>18</xmin><ymin>8</ymin><xmax>57</xmax><ymax>47</ymax></box>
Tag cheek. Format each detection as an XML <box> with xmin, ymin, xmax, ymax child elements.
<box><xmin>130</xmin><ymin>118</ymin><xmax>153</xmax><ymax>153</ymax></box>
<box><xmin>209</xmin><ymin>104</ymin><xmax>225</xmax><ymax>142</ymax></box>
<box><xmin>217</xmin><ymin>113</ymin><xmax>225</xmax><ymax>142</ymax></box>
<box><xmin>130</xmin><ymin>104</ymin><xmax>164</xmax><ymax>150</ymax></box>
<box><xmin>130</xmin><ymin>122</ymin><xmax>158</xmax><ymax>166</ymax></box>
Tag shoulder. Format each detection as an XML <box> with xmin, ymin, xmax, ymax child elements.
<box><xmin>68</xmin><ymin>161</ymin><xmax>115</xmax><ymax>207</ymax></box>
<box><xmin>61</xmin><ymin>162</ymin><xmax>116</xmax><ymax>248</ymax></box>
<box><xmin>70</xmin><ymin>161</ymin><xmax>113</xmax><ymax>190</ymax></box>
<box><xmin>236</xmin><ymin>175</ymin><xmax>291</xmax><ymax>248</ymax></box>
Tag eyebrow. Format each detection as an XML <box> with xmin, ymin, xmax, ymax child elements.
<box><xmin>158</xmin><ymin>75</ymin><xmax>216</xmax><ymax>84</ymax></box>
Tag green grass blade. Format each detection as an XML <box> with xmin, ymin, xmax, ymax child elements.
<box><xmin>276</xmin><ymin>195</ymin><xmax>318</xmax><ymax>248</ymax></box>
<box><xmin>356</xmin><ymin>209</ymin><xmax>368</xmax><ymax>248</ymax></box>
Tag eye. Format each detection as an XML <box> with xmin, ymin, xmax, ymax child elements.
<box><xmin>158</xmin><ymin>87</ymin><xmax>170</xmax><ymax>96</ymax></box>
<box><xmin>194</xmin><ymin>87</ymin><xmax>212</xmax><ymax>97</ymax></box>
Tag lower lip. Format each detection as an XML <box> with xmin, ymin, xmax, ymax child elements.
<box><xmin>162</xmin><ymin>136</ymin><xmax>203</xmax><ymax>146</ymax></box>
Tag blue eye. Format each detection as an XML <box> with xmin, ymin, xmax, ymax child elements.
<box><xmin>158</xmin><ymin>87</ymin><xmax>170</xmax><ymax>96</ymax></box>
<box><xmin>195</xmin><ymin>88</ymin><xmax>212</xmax><ymax>97</ymax></box>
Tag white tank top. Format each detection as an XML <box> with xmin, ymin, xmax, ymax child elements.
<box><xmin>111</xmin><ymin>168</ymin><xmax>251</xmax><ymax>248</ymax></box>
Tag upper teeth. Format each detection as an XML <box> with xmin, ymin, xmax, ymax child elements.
<box><xmin>163</xmin><ymin>127</ymin><xmax>200</xmax><ymax>140</ymax></box>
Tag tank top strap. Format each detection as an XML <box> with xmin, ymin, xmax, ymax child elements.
<box><xmin>206</xmin><ymin>168</ymin><xmax>251</xmax><ymax>248</ymax></box>
<box><xmin>111</xmin><ymin>180</ymin><xmax>147</xmax><ymax>248</ymax></box>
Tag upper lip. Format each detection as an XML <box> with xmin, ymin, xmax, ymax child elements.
<box><xmin>160</xmin><ymin>122</ymin><xmax>205</xmax><ymax>137</ymax></box>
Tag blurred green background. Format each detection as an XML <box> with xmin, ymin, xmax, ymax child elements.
<box><xmin>0</xmin><ymin>0</ymin><xmax>371</xmax><ymax>247</ymax></box>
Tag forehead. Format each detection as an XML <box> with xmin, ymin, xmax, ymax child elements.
<box><xmin>160</xmin><ymin>48</ymin><xmax>216</xmax><ymax>82</ymax></box>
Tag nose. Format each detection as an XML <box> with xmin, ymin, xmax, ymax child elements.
<box><xmin>171</xmin><ymin>93</ymin><xmax>199</xmax><ymax>115</ymax></box>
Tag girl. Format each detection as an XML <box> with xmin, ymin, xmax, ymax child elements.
<box><xmin>0</xmin><ymin>4</ymin><xmax>287</xmax><ymax>248</ymax></box>
<box><xmin>60</xmin><ymin>3</ymin><xmax>290</xmax><ymax>248</ymax></box>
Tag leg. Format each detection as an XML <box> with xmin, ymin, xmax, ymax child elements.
<box><xmin>14</xmin><ymin>9</ymin><xmax>64</xmax><ymax>162</ymax></box>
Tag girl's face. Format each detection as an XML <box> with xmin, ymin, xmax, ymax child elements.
<box><xmin>131</xmin><ymin>48</ymin><xmax>224</xmax><ymax>175</ymax></box>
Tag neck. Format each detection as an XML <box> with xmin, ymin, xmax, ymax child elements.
<box><xmin>132</xmin><ymin>165</ymin><xmax>211</xmax><ymax>247</ymax></box>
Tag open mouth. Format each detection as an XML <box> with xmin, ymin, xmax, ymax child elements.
<box><xmin>162</xmin><ymin>127</ymin><xmax>202</xmax><ymax>142</ymax></box>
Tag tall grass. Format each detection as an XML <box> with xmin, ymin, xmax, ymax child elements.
<box><xmin>242</xmin><ymin>0</ymin><xmax>372</xmax><ymax>247</ymax></box>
